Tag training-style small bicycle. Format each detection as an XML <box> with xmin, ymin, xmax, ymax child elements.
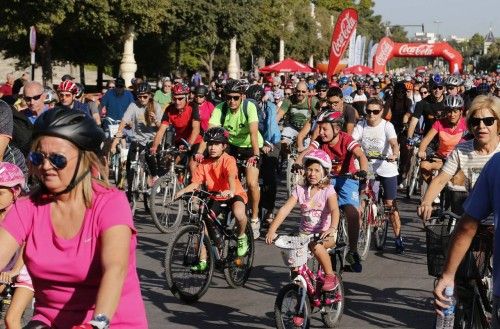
<box><xmin>273</xmin><ymin>234</ymin><xmax>345</xmax><ymax>329</ymax></box>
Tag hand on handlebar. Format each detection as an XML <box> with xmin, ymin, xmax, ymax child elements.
<box><xmin>0</xmin><ymin>271</ymin><xmax>16</xmax><ymax>284</ymax></box>
<box><xmin>418</xmin><ymin>151</ymin><xmax>427</xmax><ymax>160</ymax></box>
<box><xmin>354</xmin><ymin>170</ymin><xmax>367</xmax><ymax>180</ymax></box>
<box><xmin>149</xmin><ymin>145</ymin><xmax>158</xmax><ymax>155</ymax></box>
<box><xmin>320</xmin><ymin>227</ymin><xmax>338</xmax><ymax>242</ymax></box>
<box><xmin>246</xmin><ymin>155</ymin><xmax>260</xmax><ymax>167</ymax></box>
<box><xmin>417</xmin><ymin>202</ymin><xmax>434</xmax><ymax>221</ymax></box>
<box><xmin>291</xmin><ymin>163</ymin><xmax>303</xmax><ymax>173</ymax></box>
<box><xmin>220</xmin><ymin>190</ymin><xmax>234</xmax><ymax>198</ymax></box>
<box><xmin>193</xmin><ymin>153</ymin><xmax>204</xmax><ymax>163</ymax></box>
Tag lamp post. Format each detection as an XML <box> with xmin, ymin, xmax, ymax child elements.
<box><xmin>433</xmin><ymin>20</ymin><xmax>442</xmax><ymax>40</ymax></box>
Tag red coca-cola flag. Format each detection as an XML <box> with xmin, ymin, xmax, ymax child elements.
<box><xmin>327</xmin><ymin>8</ymin><xmax>358</xmax><ymax>80</ymax></box>
<box><xmin>372</xmin><ymin>37</ymin><xmax>395</xmax><ymax>74</ymax></box>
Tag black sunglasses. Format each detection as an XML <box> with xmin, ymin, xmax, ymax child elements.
<box><xmin>366</xmin><ymin>109</ymin><xmax>382</xmax><ymax>115</ymax></box>
<box><xmin>23</xmin><ymin>93</ymin><xmax>43</xmax><ymax>102</ymax></box>
<box><xmin>433</xmin><ymin>86</ymin><xmax>444</xmax><ymax>90</ymax></box>
<box><xmin>29</xmin><ymin>151</ymin><xmax>68</xmax><ymax>169</ymax></box>
<box><xmin>296</xmin><ymin>90</ymin><xmax>308</xmax><ymax>94</ymax></box>
<box><xmin>469</xmin><ymin>117</ymin><xmax>496</xmax><ymax>127</ymax></box>
<box><xmin>226</xmin><ymin>95</ymin><xmax>241</xmax><ymax>101</ymax></box>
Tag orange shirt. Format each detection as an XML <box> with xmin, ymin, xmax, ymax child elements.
<box><xmin>191</xmin><ymin>152</ymin><xmax>248</xmax><ymax>203</ymax></box>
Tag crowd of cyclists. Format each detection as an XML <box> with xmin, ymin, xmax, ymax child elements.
<box><xmin>0</xmin><ymin>67</ymin><xmax>499</xmax><ymax>328</ymax></box>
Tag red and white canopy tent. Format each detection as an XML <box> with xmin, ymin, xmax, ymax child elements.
<box><xmin>342</xmin><ymin>65</ymin><xmax>373</xmax><ymax>75</ymax></box>
<box><xmin>260</xmin><ymin>58</ymin><xmax>317</xmax><ymax>73</ymax></box>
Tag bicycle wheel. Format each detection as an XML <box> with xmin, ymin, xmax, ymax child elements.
<box><xmin>111</xmin><ymin>153</ymin><xmax>120</xmax><ymax>183</ymax></box>
<box><xmin>223</xmin><ymin>217</ymin><xmax>255</xmax><ymax>288</ymax></box>
<box><xmin>275</xmin><ymin>283</ymin><xmax>311</xmax><ymax>329</ymax></box>
<box><xmin>149</xmin><ymin>174</ymin><xmax>184</xmax><ymax>233</ymax></box>
<box><xmin>130</xmin><ymin>167</ymin><xmax>140</xmax><ymax>215</ymax></box>
<box><xmin>286</xmin><ymin>158</ymin><xmax>301</xmax><ymax>198</ymax></box>
<box><xmin>164</xmin><ymin>225</ymin><xmax>214</xmax><ymax>303</ymax></box>
<box><xmin>358</xmin><ymin>204</ymin><xmax>372</xmax><ymax>260</ymax></box>
<box><xmin>321</xmin><ymin>274</ymin><xmax>345</xmax><ymax>328</ymax></box>
<box><xmin>406</xmin><ymin>157</ymin><xmax>419</xmax><ymax>198</ymax></box>
<box><xmin>373</xmin><ymin>202</ymin><xmax>388</xmax><ymax>250</ymax></box>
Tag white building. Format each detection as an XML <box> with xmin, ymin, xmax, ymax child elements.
<box><xmin>484</xmin><ymin>28</ymin><xmax>495</xmax><ymax>55</ymax></box>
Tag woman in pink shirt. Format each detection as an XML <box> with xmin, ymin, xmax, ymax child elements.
<box><xmin>0</xmin><ymin>107</ymin><xmax>147</xmax><ymax>329</ymax></box>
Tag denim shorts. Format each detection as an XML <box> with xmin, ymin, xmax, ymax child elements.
<box><xmin>331</xmin><ymin>177</ymin><xmax>359</xmax><ymax>207</ymax></box>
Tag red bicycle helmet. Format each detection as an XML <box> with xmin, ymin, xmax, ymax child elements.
<box><xmin>58</xmin><ymin>80</ymin><xmax>78</xmax><ymax>94</ymax></box>
<box><xmin>172</xmin><ymin>83</ymin><xmax>190</xmax><ymax>95</ymax></box>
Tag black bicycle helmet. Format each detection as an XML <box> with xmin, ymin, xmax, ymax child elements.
<box><xmin>195</xmin><ymin>85</ymin><xmax>209</xmax><ymax>96</ymax></box>
<box><xmin>33</xmin><ymin>106</ymin><xmax>105</xmax><ymax>154</ymax></box>
<box><xmin>476</xmin><ymin>83</ymin><xmax>490</xmax><ymax>95</ymax></box>
<box><xmin>203</xmin><ymin>126</ymin><xmax>229</xmax><ymax>144</ymax></box>
<box><xmin>245</xmin><ymin>85</ymin><xmax>265</xmax><ymax>102</ymax></box>
<box><xmin>315</xmin><ymin>79</ymin><xmax>329</xmax><ymax>91</ymax></box>
<box><xmin>136</xmin><ymin>82</ymin><xmax>152</xmax><ymax>94</ymax></box>
<box><xmin>224</xmin><ymin>79</ymin><xmax>245</xmax><ymax>95</ymax></box>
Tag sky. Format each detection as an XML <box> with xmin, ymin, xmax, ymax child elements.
<box><xmin>372</xmin><ymin>0</ymin><xmax>499</xmax><ymax>39</ymax></box>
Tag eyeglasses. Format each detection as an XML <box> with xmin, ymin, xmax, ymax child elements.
<box><xmin>273</xmin><ymin>84</ymin><xmax>280</xmax><ymax>87</ymax></box>
<box><xmin>469</xmin><ymin>117</ymin><xmax>496</xmax><ymax>127</ymax></box>
<box><xmin>173</xmin><ymin>97</ymin><xmax>185</xmax><ymax>102</ymax></box>
<box><xmin>226</xmin><ymin>95</ymin><xmax>241</xmax><ymax>101</ymax></box>
<box><xmin>284</xmin><ymin>93</ymin><xmax>292</xmax><ymax>97</ymax></box>
<box><xmin>433</xmin><ymin>86</ymin><xmax>444</xmax><ymax>91</ymax></box>
<box><xmin>446</xmin><ymin>86</ymin><xmax>457</xmax><ymax>90</ymax></box>
<box><xmin>318</xmin><ymin>89</ymin><xmax>328</xmax><ymax>93</ymax></box>
<box><xmin>29</xmin><ymin>151</ymin><xmax>68</xmax><ymax>169</ymax></box>
<box><xmin>59</xmin><ymin>93</ymin><xmax>73</xmax><ymax>98</ymax></box>
<box><xmin>137</xmin><ymin>95</ymin><xmax>149</xmax><ymax>99</ymax></box>
<box><xmin>421</xmin><ymin>91</ymin><xmax>429</xmax><ymax>95</ymax></box>
<box><xmin>366</xmin><ymin>109</ymin><xmax>382</xmax><ymax>115</ymax></box>
<box><xmin>296</xmin><ymin>90</ymin><xmax>308</xmax><ymax>94</ymax></box>
<box><xmin>23</xmin><ymin>93</ymin><xmax>43</xmax><ymax>102</ymax></box>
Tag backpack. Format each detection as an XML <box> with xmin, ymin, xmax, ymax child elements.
<box><xmin>220</xmin><ymin>99</ymin><xmax>266</xmax><ymax>135</ymax></box>
<box><xmin>10</xmin><ymin>106</ymin><xmax>34</xmax><ymax>156</ymax></box>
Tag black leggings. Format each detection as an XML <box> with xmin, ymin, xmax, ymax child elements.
<box><xmin>259</xmin><ymin>143</ymin><xmax>281</xmax><ymax>213</ymax></box>
<box><xmin>126</xmin><ymin>141</ymin><xmax>158</xmax><ymax>193</ymax></box>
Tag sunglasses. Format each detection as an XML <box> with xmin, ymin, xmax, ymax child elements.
<box><xmin>273</xmin><ymin>84</ymin><xmax>280</xmax><ymax>87</ymax></box>
<box><xmin>226</xmin><ymin>95</ymin><xmax>241</xmax><ymax>101</ymax></box>
<box><xmin>24</xmin><ymin>93</ymin><xmax>43</xmax><ymax>102</ymax></box>
<box><xmin>421</xmin><ymin>91</ymin><xmax>429</xmax><ymax>95</ymax></box>
<box><xmin>296</xmin><ymin>90</ymin><xmax>308</xmax><ymax>94</ymax></box>
<box><xmin>29</xmin><ymin>151</ymin><xmax>68</xmax><ymax>169</ymax></box>
<box><xmin>366</xmin><ymin>109</ymin><xmax>382</xmax><ymax>115</ymax></box>
<box><xmin>469</xmin><ymin>117</ymin><xmax>496</xmax><ymax>127</ymax></box>
<box><xmin>59</xmin><ymin>93</ymin><xmax>74</xmax><ymax>98</ymax></box>
<box><xmin>173</xmin><ymin>97</ymin><xmax>185</xmax><ymax>101</ymax></box>
<box><xmin>137</xmin><ymin>95</ymin><xmax>149</xmax><ymax>99</ymax></box>
<box><xmin>284</xmin><ymin>93</ymin><xmax>292</xmax><ymax>97</ymax></box>
<box><xmin>318</xmin><ymin>89</ymin><xmax>328</xmax><ymax>93</ymax></box>
<box><xmin>433</xmin><ymin>86</ymin><xmax>444</xmax><ymax>91</ymax></box>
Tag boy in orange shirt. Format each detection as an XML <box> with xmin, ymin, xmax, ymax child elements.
<box><xmin>175</xmin><ymin>127</ymin><xmax>249</xmax><ymax>271</ymax></box>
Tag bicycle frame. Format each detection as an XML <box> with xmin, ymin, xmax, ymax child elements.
<box><xmin>292</xmin><ymin>263</ymin><xmax>341</xmax><ymax>310</ymax></box>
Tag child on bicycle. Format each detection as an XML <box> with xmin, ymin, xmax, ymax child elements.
<box><xmin>0</xmin><ymin>162</ymin><xmax>33</xmax><ymax>329</ymax></box>
<box><xmin>175</xmin><ymin>127</ymin><xmax>249</xmax><ymax>271</ymax></box>
<box><xmin>265</xmin><ymin>149</ymin><xmax>340</xmax><ymax>291</ymax></box>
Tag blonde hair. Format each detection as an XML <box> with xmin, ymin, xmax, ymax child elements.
<box><xmin>30</xmin><ymin>137</ymin><xmax>110</xmax><ymax>208</ymax></box>
<box><xmin>466</xmin><ymin>95</ymin><xmax>500</xmax><ymax>131</ymax></box>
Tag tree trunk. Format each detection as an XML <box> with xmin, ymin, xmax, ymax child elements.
<box><xmin>208</xmin><ymin>49</ymin><xmax>215</xmax><ymax>81</ymax></box>
<box><xmin>79</xmin><ymin>63</ymin><xmax>85</xmax><ymax>86</ymax></box>
<box><xmin>39</xmin><ymin>35</ymin><xmax>53</xmax><ymax>87</ymax></box>
<box><xmin>175</xmin><ymin>39</ymin><xmax>181</xmax><ymax>70</ymax></box>
<box><xmin>97</xmin><ymin>64</ymin><xmax>104</xmax><ymax>91</ymax></box>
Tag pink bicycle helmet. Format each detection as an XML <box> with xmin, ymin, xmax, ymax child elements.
<box><xmin>0</xmin><ymin>162</ymin><xmax>25</xmax><ymax>188</ymax></box>
<box><xmin>303</xmin><ymin>149</ymin><xmax>332</xmax><ymax>172</ymax></box>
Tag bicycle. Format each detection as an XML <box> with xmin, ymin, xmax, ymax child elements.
<box><xmin>129</xmin><ymin>143</ymin><xmax>150</xmax><ymax>216</ymax></box>
<box><xmin>405</xmin><ymin>136</ymin><xmax>422</xmax><ymax>198</ymax></box>
<box><xmin>285</xmin><ymin>143</ymin><xmax>302</xmax><ymax>198</ymax></box>
<box><xmin>148</xmin><ymin>145</ymin><xmax>189</xmax><ymax>234</ymax></box>
<box><xmin>425</xmin><ymin>211</ymin><xmax>493</xmax><ymax>328</ymax></box>
<box><xmin>273</xmin><ymin>234</ymin><xmax>344</xmax><ymax>328</ymax></box>
<box><xmin>164</xmin><ymin>190</ymin><xmax>255</xmax><ymax>303</ymax></box>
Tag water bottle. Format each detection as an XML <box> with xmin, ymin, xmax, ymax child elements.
<box><xmin>435</xmin><ymin>286</ymin><xmax>455</xmax><ymax>329</ymax></box>
<box><xmin>205</xmin><ymin>219</ymin><xmax>223</xmax><ymax>249</ymax></box>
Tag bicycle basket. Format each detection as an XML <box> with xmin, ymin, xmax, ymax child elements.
<box><xmin>275</xmin><ymin>235</ymin><xmax>311</xmax><ymax>268</ymax></box>
<box><xmin>455</xmin><ymin>226</ymin><xmax>493</xmax><ymax>280</ymax></box>
<box><xmin>425</xmin><ymin>223</ymin><xmax>453</xmax><ymax>277</ymax></box>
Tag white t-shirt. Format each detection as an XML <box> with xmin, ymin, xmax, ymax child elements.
<box><xmin>442</xmin><ymin>139</ymin><xmax>500</xmax><ymax>191</ymax></box>
<box><xmin>352</xmin><ymin>119</ymin><xmax>399</xmax><ymax>177</ymax></box>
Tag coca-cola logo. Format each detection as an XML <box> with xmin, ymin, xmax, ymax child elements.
<box><xmin>331</xmin><ymin>12</ymin><xmax>357</xmax><ymax>58</ymax></box>
<box><xmin>375</xmin><ymin>41</ymin><xmax>393</xmax><ymax>66</ymax></box>
<box><xmin>442</xmin><ymin>48</ymin><xmax>455</xmax><ymax>59</ymax></box>
<box><xmin>398</xmin><ymin>44</ymin><xmax>434</xmax><ymax>56</ymax></box>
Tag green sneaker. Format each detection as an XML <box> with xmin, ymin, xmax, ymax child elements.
<box><xmin>237</xmin><ymin>234</ymin><xmax>249</xmax><ymax>257</ymax></box>
<box><xmin>190</xmin><ymin>259</ymin><xmax>207</xmax><ymax>272</ymax></box>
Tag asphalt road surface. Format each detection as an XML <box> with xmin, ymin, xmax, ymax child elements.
<box><xmin>134</xmin><ymin>183</ymin><xmax>436</xmax><ymax>329</ymax></box>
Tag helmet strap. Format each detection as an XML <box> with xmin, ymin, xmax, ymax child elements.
<box><xmin>49</xmin><ymin>151</ymin><xmax>90</xmax><ymax>197</ymax></box>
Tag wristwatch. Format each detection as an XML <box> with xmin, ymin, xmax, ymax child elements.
<box><xmin>89</xmin><ymin>314</ymin><xmax>110</xmax><ymax>329</ymax></box>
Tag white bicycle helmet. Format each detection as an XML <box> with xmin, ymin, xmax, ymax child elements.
<box><xmin>44</xmin><ymin>87</ymin><xmax>57</xmax><ymax>104</ymax></box>
<box><xmin>444</xmin><ymin>75</ymin><xmax>463</xmax><ymax>87</ymax></box>
<box><xmin>343</xmin><ymin>95</ymin><xmax>353</xmax><ymax>104</ymax></box>
<box><xmin>463</xmin><ymin>79</ymin><xmax>474</xmax><ymax>91</ymax></box>
<box><xmin>444</xmin><ymin>94</ymin><xmax>464</xmax><ymax>108</ymax></box>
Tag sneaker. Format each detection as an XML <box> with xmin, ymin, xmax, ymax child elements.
<box><xmin>250</xmin><ymin>219</ymin><xmax>260</xmax><ymax>239</ymax></box>
<box><xmin>322</xmin><ymin>274</ymin><xmax>339</xmax><ymax>291</ymax></box>
<box><xmin>345</xmin><ymin>250</ymin><xmax>363</xmax><ymax>273</ymax></box>
<box><xmin>395</xmin><ymin>236</ymin><xmax>405</xmax><ymax>254</ymax></box>
<box><xmin>237</xmin><ymin>234</ymin><xmax>249</xmax><ymax>257</ymax></box>
<box><xmin>292</xmin><ymin>315</ymin><xmax>305</xmax><ymax>327</ymax></box>
<box><xmin>190</xmin><ymin>260</ymin><xmax>207</xmax><ymax>272</ymax></box>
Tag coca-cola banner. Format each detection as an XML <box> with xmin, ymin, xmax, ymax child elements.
<box><xmin>372</xmin><ymin>37</ymin><xmax>463</xmax><ymax>74</ymax></box>
<box><xmin>327</xmin><ymin>8</ymin><xmax>358</xmax><ymax>79</ymax></box>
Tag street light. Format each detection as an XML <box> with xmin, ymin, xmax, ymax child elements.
<box><xmin>434</xmin><ymin>20</ymin><xmax>442</xmax><ymax>40</ymax></box>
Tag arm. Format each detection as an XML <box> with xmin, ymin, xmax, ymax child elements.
<box><xmin>276</xmin><ymin>108</ymin><xmax>286</xmax><ymax>123</ymax></box>
<box><xmin>406</xmin><ymin>117</ymin><xmax>419</xmax><ymax>139</ymax></box>
<box><xmin>109</xmin><ymin>120</ymin><xmax>129</xmax><ymax>153</ymax></box>
<box><xmin>0</xmin><ymin>229</ymin><xmax>22</xmax><ymax>271</ymax></box>
<box><xmin>0</xmin><ymin>136</ymin><xmax>9</xmax><ymax>160</ymax></box>
<box><xmin>93</xmin><ymin>112</ymin><xmax>102</xmax><ymax>126</ymax></box>
<box><xmin>296</xmin><ymin>121</ymin><xmax>311</xmax><ymax>152</ymax></box>
<box><xmin>352</xmin><ymin>146</ymin><xmax>368</xmax><ymax>172</ymax></box>
<box><xmin>295</xmin><ymin>144</ymin><xmax>315</xmax><ymax>165</ymax></box>
<box><xmin>93</xmin><ymin>226</ymin><xmax>131</xmax><ymax>321</ymax></box>
<box><xmin>248</xmin><ymin>121</ymin><xmax>260</xmax><ymax>157</ymax></box>
<box><xmin>388</xmin><ymin>137</ymin><xmax>400</xmax><ymax>161</ymax></box>
<box><xmin>150</xmin><ymin>123</ymin><xmax>168</xmax><ymax>154</ymax></box>
<box><xmin>418</xmin><ymin>171</ymin><xmax>453</xmax><ymax>220</ymax></box>
<box><xmin>265</xmin><ymin>196</ymin><xmax>298</xmax><ymax>244</ymax></box>
<box><xmin>321</xmin><ymin>194</ymin><xmax>340</xmax><ymax>240</ymax></box>
<box><xmin>418</xmin><ymin>128</ymin><xmax>438</xmax><ymax>158</ymax></box>
<box><xmin>345</xmin><ymin>122</ymin><xmax>354</xmax><ymax>135</ymax></box>
<box><xmin>175</xmin><ymin>182</ymin><xmax>201</xmax><ymax>199</ymax></box>
<box><xmin>188</xmin><ymin>120</ymin><xmax>201</xmax><ymax>147</ymax></box>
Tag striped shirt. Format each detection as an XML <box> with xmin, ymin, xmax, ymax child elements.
<box><xmin>442</xmin><ymin>139</ymin><xmax>500</xmax><ymax>191</ymax></box>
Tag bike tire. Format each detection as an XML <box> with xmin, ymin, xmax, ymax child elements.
<box><xmin>130</xmin><ymin>168</ymin><xmax>140</xmax><ymax>216</ymax></box>
<box><xmin>223</xmin><ymin>217</ymin><xmax>255</xmax><ymax>288</ymax></box>
<box><xmin>358</xmin><ymin>205</ymin><xmax>372</xmax><ymax>261</ymax></box>
<box><xmin>321</xmin><ymin>273</ymin><xmax>345</xmax><ymax>328</ymax></box>
<box><xmin>112</xmin><ymin>153</ymin><xmax>120</xmax><ymax>184</ymax></box>
<box><xmin>164</xmin><ymin>225</ymin><xmax>214</xmax><ymax>304</ymax></box>
<box><xmin>406</xmin><ymin>156</ymin><xmax>419</xmax><ymax>198</ymax></box>
<box><xmin>374</xmin><ymin>201</ymin><xmax>388</xmax><ymax>250</ymax></box>
<box><xmin>149</xmin><ymin>174</ymin><xmax>184</xmax><ymax>233</ymax></box>
<box><xmin>275</xmin><ymin>283</ymin><xmax>311</xmax><ymax>329</ymax></box>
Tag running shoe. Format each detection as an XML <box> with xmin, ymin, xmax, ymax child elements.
<box><xmin>237</xmin><ymin>234</ymin><xmax>249</xmax><ymax>257</ymax></box>
<box><xmin>190</xmin><ymin>260</ymin><xmax>207</xmax><ymax>272</ymax></box>
<box><xmin>250</xmin><ymin>219</ymin><xmax>260</xmax><ymax>239</ymax></box>
<box><xmin>395</xmin><ymin>236</ymin><xmax>405</xmax><ymax>254</ymax></box>
<box><xmin>322</xmin><ymin>274</ymin><xmax>340</xmax><ymax>291</ymax></box>
<box><xmin>345</xmin><ymin>250</ymin><xmax>362</xmax><ymax>273</ymax></box>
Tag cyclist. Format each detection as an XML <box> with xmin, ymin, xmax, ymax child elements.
<box><xmin>43</xmin><ymin>87</ymin><xmax>58</xmax><ymax>109</ymax></box>
<box><xmin>154</xmin><ymin>77</ymin><xmax>172</xmax><ymax>109</ymax></box>
<box><xmin>314</xmin><ymin>78</ymin><xmax>330</xmax><ymax>112</ymax></box>
<box><xmin>175</xmin><ymin>127</ymin><xmax>249</xmax><ymax>271</ymax></box>
<box><xmin>418</xmin><ymin>95</ymin><xmax>467</xmax><ymax>185</ymax></box>
<box><xmin>296</xmin><ymin>111</ymin><xmax>368</xmax><ymax>272</ymax></box>
<box><xmin>352</xmin><ymin>98</ymin><xmax>405</xmax><ymax>253</ymax></box>
<box><xmin>209</xmin><ymin>78</ymin><xmax>225</xmax><ymax>106</ymax></box>
<box><xmin>22</xmin><ymin>81</ymin><xmax>47</xmax><ymax>123</ymax></box>
<box><xmin>0</xmin><ymin>107</ymin><xmax>148</xmax><ymax>328</ymax></box>
<box><xmin>99</xmin><ymin>77</ymin><xmax>135</xmax><ymax>121</ymax></box>
<box><xmin>193</xmin><ymin>85</ymin><xmax>215</xmax><ymax>132</ymax></box>
<box><xmin>197</xmin><ymin>79</ymin><xmax>263</xmax><ymax>238</ymax></box>
<box><xmin>150</xmin><ymin>82</ymin><xmax>203</xmax><ymax>175</ymax></box>
<box><xmin>75</xmin><ymin>83</ymin><xmax>101</xmax><ymax>125</ymax></box>
<box><xmin>265</xmin><ymin>148</ymin><xmax>340</xmax><ymax>291</ymax></box>
<box><xmin>56</xmin><ymin>80</ymin><xmax>92</xmax><ymax>117</ymax></box>
<box><xmin>351</xmin><ymin>82</ymin><xmax>368</xmax><ymax>117</ymax></box>
<box><xmin>110</xmin><ymin>82</ymin><xmax>163</xmax><ymax>195</ymax></box>
<box><xmin>419</xmin><ymin>95</ymin><xmax>500</xmax><ymax>220</ymax></box>
<box><xmin>444</xmin><ymin>75</ymin><xmax>462</xmax><ymax>98</ymax></box>
<box><xmin>434</xmin><ymin>152</ymin><xmax>500</xmax><ymax>323</ymax></box>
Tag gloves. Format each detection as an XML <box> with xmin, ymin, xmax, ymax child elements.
<box><xmin>291</xmin><ymin>163</ymin><xmax>303</xmax><ymax>173</ymax></box>
<box><xmin>193</xmin><ymin>153</ymin><xmax>204</xmax><ymax>163</ymax></box>
<box><xmin>355</xmin><ymin>170</ymin><xmax>367</xmax><ymax>180</ymax></box>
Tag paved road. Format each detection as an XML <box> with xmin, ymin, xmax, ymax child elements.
<box><xmin>134</xmin><ymin>184</ymin><xmax>436</xmax><ymax>329</ymax></box>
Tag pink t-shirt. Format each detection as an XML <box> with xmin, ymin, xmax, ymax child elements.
<box><xmin>198</xmin><ymin>100</ymin><xmax>215</xmax><ymax>132</ymax></box>
<box><xmin>432</xmin><ymin>117</ymin><xmax>467</xmax><ymax>158</ymax></box>
<box><xmin>0</xmin><ymin>183</ymin><xmax>147</xmax><ymax>328</ymax></box>
<box><xmin>292</xmin><ymin>184</ymin><xmax>336</xmax><ymax>234</ymax></box>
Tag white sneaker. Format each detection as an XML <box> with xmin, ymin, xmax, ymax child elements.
<box><xmin>250</xmin><ymin>219</ymin><xmax>260</xmax><ymax>239</ymax></box>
